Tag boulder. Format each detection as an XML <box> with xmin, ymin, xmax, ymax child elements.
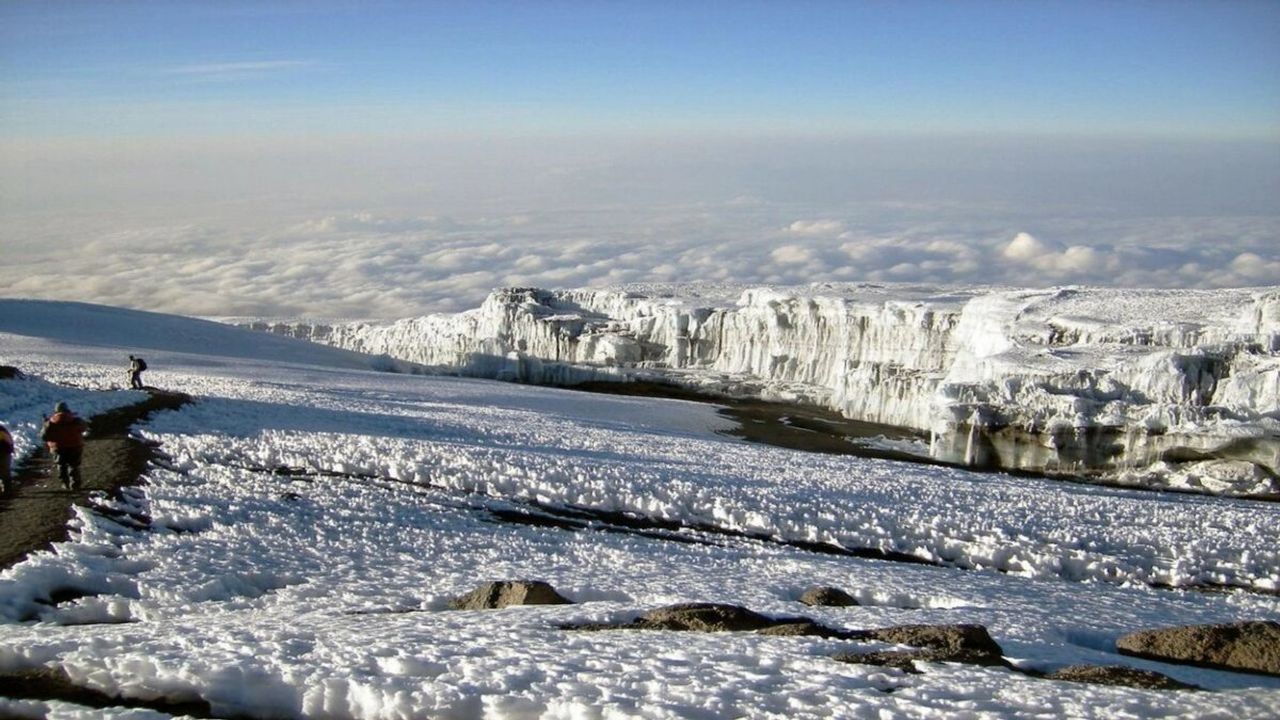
<box><xmin>757</xmin><ymin>620</ymin><xmax>850</xmax><ymax>638</ymax></box>
<box><xmin>560</xmin><ymin>602</ymin><xmax>849</xmax><ymax>635</ymax></box>
<box><xmin>1044</xmin><ymin>664</ymin><xmax>1196</xmax><ymax>690</ymax></box>
<box><xmin>799</xmin><ymin>586</ymin><xmax>859</xmax><ymax>607</ymax></box>
<box><xmin>868</xmin><ymin>624</ymin><xmax>1005</xmax><ymax>665</ymax></box>
<box><xmin>835</xmin><ymin>623</ymin><xmax>1007</xmax><ymax>670</ymax></box>
<box><xmin>1116</xmin><ymin>621</ymin><xmax>1280</xmax><ymax>677</ymax></box>
<box><xmin>636</xmin><ymin>603</ymin><xmax>778</xmax><ymax>632</ymax></box>
<box><xmin>834</xmin><ymin>650</ymin><xmax>928</xmax><ymax>673</ymax></box>
<box><xmin>449</xmin><ymin>580</ymin><xmax>572</xmax><ymax>610</ymax></box>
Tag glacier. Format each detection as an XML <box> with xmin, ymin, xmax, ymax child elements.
<box><xmin>243</xmin><ymin>283</ymin><xmax>1280</xmax><ymax>496</ymax></box>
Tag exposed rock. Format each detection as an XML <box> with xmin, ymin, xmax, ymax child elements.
<box><xmin>835</xmin><ymin>650</ymin><xmax>930</xmax><ymax>674</ymax></box>
<box><xmin>0</xmin><ymin>366</ymin><xmax>22</xmax><ymax>380</ymax></box>
<box><xmin>635</xmin><ymin>603</ymin><xmax>779</xmax><ymax>632</ymax></box>
<box><xmin>560</xmin><ymin>602</ymin><xmax>848</xmax><ymax>635</ymax></box>
<box><xmin>0</xmin><ymin>667</ymin><xmax>217</xmax><ymax>717</ymax></box>
<box><xmin>835</xmin><ymin>623</ymin><xmax>1007</xmax><ymax>670</ymax></box>
<box><xmin>868</xmin><ymin>624</ymin><xmax>1005</xmax><ymax>665</ymax></box>
<box><xmin>1116</xmin><ymin>621</ymin><xmax>1280</xmax><ymax>677</ymax></box>
<box><xmin>757</xmin><ymin>620</ymin><xmax>851</xmax><ymax>638</ymax></box>
<box><xmin>799</xmin><ymin>586</ymin><xmax>859</xmax><ymax>607</ymax></box>
<box><xmin>449</xmin><ymin>580</ymin><xmax>572</xmax><ymax>610</ymax></box>
<box><xmin>1044</xmin><ymin>664</ymin><xmax>1197</xmax><ymax>690</ymax></box>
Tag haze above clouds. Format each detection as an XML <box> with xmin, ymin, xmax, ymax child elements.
<box><xmin>2</xmin><ymin>1</ymin><xmax>1278</xmax><ymax>319</ymax></box>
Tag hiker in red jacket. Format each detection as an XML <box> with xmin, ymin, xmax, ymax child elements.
<box><xmin>41</xmin><ymin>402</ymin><xmax>87</xmax><ymax>489</ymax></box>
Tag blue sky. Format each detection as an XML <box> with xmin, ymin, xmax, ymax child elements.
<box><xmin>3</xmin><ymin>0</ymin><xmax>1278</xmax><ymax>139</ymax></box>
<box><xmin>2</xmin><ymin>1</ymin><xmax>1279</xmax><ymax>316</ymax></box>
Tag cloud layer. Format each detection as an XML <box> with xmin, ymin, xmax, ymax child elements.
<box><xmin>2</xmin><ymin>135</ymin><xmax>1277</xmax><ymax>319</ymax></box>
<box><xmin>2</xmin><ymin>205</ymin><xmax>1277</xmax><ymax>321</ymax></box>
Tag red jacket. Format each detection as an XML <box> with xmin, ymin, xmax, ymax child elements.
<box><xmin>42</xmin><ymin>412</ymin><xmax>86</xmax><ymax>450</ymax></box>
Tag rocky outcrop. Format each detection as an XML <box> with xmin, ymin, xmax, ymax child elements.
<box><xmin>1116</xmin><ymin>621</ymin><xmax>1280</xmax><ymax>677</ymax></box>
<box><xmin>635</xmin><ymin>603</ymin><xmax>781</xmax><ymax>632</ymax></box>
<box><xmin>757</xmin><ymin>620</ymin><xmax>850</xmax><ymax>638</ymax></box>
<box><xmin>561</xmin><ymin>602</ymin><xmax>843</xmax><ymax>635</ymax></box>
<box><xmin>799</xmin><ymin>586</ymin><xmax>859</xmax><ymax>607</ymax></box>
<box><xmin>448</xmin><ymin>580</ymin><xmax>572</xmax><ymax>610</ymax></box>
<box><xmin>1043</xmin><ymin>664</ymin><xmax>1196</xmax><ymax>690</ymax></box>
<box><xmin>835</xmin><ymin>623</ymin><xmax>1008</xmax><ymax>672</ymax></box>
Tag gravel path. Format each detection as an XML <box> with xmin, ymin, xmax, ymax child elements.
<box><xmin>0</xmin><ymin>389</ymin><xmax>190</xmax><ymax>570</ymax></box>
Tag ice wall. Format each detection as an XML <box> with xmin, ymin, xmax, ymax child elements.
<box><xmin>245</xmin><ymin>284</ymin><xmax>1280</xmax><ymax>496</ymax></box>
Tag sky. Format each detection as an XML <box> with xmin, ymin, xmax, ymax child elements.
<box><xmin>1</xmin><ymin>0</ymin><xmax>1279</xmax><ymax>318</ymax></box>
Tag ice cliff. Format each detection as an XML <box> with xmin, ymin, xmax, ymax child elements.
<box><xmin>245</xmin><ymin>284</ymin><xmax>1280</xmax><ymax>496</ymax></box>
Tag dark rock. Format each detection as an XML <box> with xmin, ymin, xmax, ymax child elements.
<box><xmin>1116</xmin><ymin>620</ymin><xmax>1280</xmax><ymax>677</ymax></box>
<box><xmin>559</xmin><ymin>602</ymin><xmax>851</xmax><ymax>635</ymax></box>
<box><xmin>835</xmin><ymin>623</ymin><xmax>1007</xmax><ymax>671</ymax></box>
<box><xmin>1044</xmin><ymin>664</ymin><xmax>1197</xmax><ymax>690</ymax></box>
<box><xmin>799</xmin><ymin>586</ymin><xmax>859</xmax><ymax>607</ymax></box>
<box><xmin>449</xmin><ymin>580</ymin><xmax>572</xmax><ymax>610</ymax></box>
<box><xmin>635</xmin><ymin>603</ymin><xmax>778</xmax><ymax>632</ymax></box>
<box><xmin>0</xmin><ymin>667</ymin><xmax>217</xmax><ymax>717</ymax></box>
<box><xmin>757</xmin><ymin>620</ymin><xmax>851</xmax><ymax>638</ymax></box>
<box><xmin>868</xmin><ymin>624</ymin><xmax>1005</xmax><ymax>665</ymax></box>
<box><xmin>833</xmin><ymin>650</ymin><xmax>928</xmax><ymax>673</ymax></box>
<box><xmin>0</xmin><ymin>366</ymin><xmax>22</xmax><ymax>380</ymax></box>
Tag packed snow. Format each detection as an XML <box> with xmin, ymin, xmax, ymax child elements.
<box><xmin>245</xmin><ymin>283</ymin><xmax>1280</xmax><ymax>496</ymax></box>
<box><xmin>2</xmin><ymin>299</ymin><xmax>1280</xmax><ymax>719</ymax></box>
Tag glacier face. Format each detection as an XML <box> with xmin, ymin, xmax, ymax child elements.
<box><xmin>244</xmin><ymin>283</ymin><xmax>1280</xmax><ymax>496</ymax></box>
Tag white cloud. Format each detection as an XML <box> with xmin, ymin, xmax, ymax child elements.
<box><xmin>165</xmin><ymin>60</ymin><xmax>316</xmax><ymax>78</ymax></box>
<box><xmin>1060</xmin><ymin>245</ymin><xmax>1103</xmax><ymax>273</ymax></box>
<box><xmin>787</xmin><ymin>219</ymin><xmax>846</xmax><ymax>236</ymax></box>
<box><xmin>1002</xmin><ymin>232</ymin><xmax>1062</xmax><ymax>262</ymax></box>
<box><xmin>1230</xmin><ymin>252</ymin><xmax>1280</xmax><ymax>281</ymax></box>
<box><xmin>3</xmin><ymin>210</ymin><xmax>1275</xmax><ymax>320</ymax></box>
<box><xmin>288</xmin><ymin>214</ymin><xmax>447</xmax><ymax>235</ymax></box>
<box><xmin>770</xmin><ymin>245</ymin><xmax>814</xmax><ymax>264</ymax></box>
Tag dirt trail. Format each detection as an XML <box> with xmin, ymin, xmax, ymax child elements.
<box><xmin>0</xmin><ymin>389</ymin><xmax>191</xmax><ymax>569</ymax></box>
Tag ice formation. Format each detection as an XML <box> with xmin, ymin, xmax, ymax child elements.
<box><xmin>246</xmin><ymin>284</ymin><xmax>1280</xmax><ymax>495</ymax></box>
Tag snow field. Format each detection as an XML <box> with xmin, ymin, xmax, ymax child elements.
<box><xmin>2</xmin><ymin>311</ymin><xmax>1280</xmax><ymax>718</ymax></box>
<box><xmin>146</xmin><ymin>378</ymin><xmax>1280</xmax><ymax>594</ymax></box>
<box><xmin>7</xmin><ymin>453</ymin><xmax>1278</xmax><ymax>718</ymax></box>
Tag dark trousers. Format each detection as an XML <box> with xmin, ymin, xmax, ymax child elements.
<box><xmin>130</xmin><ymin>370</ymin><xmax>144</xmax><ymax>389</ymax></box>
<box><xmin>54</xmin><ymin>446</ymin><xmax>83</xmax><ymax>486</ymax></box>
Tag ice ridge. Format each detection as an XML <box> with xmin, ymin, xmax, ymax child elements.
<box><xmin>244</xmin><ymin>284</ymin><xmax>1280</xmax><ymax>495</ymax></box>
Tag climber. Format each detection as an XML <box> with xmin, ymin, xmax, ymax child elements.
<box><xmin>41</xmin><ymin>402</ymin><xmax>87</xmax><ymax>489</ymax></box>
<box><xmin>128</xmin><ymin>355</ymin><xmax>148</xmax><ymax>389</ymax></box>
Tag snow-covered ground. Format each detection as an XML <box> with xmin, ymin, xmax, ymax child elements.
<box><xmin>2</xmin><ymin>299</ymin><xmax>1280</xmax><ymax>719</ymax></box>
<box><xmin>245</xmin><ymin>283</ymin><xmax>1280</xmax><ymax>496</ymax></box>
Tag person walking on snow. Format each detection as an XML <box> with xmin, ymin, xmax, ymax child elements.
<box><xmin>128</xmin><ymin>355</ymin><xmax>147</xmax><ymax>389</ymax></box>
<box><xmin>41</xmin><ymin>402</ymin><xmax>86</xmax><ymax>490</ymax></box>
<box><xmin>0</xmin><ymin>423</ymin><xmax>12</xmax><ymax>493</ymax></box>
